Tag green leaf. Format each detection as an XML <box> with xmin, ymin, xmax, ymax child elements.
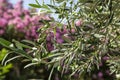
<box><xmin>12</xmin><ymin>39</ymin><xmax>32</xmax><ymax>49</ymax></box>
<box><xmin>47</xmin><ymin>4</ymin><xmax>59</xmax><ymax>10</ymax></box>
<box><xmin>2</xmin><ymin>63</ymin><xmax>12</xmax><ymax>74</ymax></box>
<box><xmin>43</xmin><ymin>52</ymin><xmax>64</xmax><ymax>59</ymax></box>
<box><xmin>1</xmin><ymin>52</ymin><xmax>13</xmax><ymax>65</ymax></box>
<box><xmin>55</xmin><ymin>0</ymin><xmax>65</xmax><ymax>3</ymax></box>
<box><xmin>11</xmin><ymin>49</ymin><xmax>32</xmax><ymax>60</ymax></box>
<box><xmin>21</xmin><ymin>40</ymin><xmax>36</xmax><ymax>46</ymax></box>
<box><xmin>0</xmin><ymin>38</ymin><xmax>32</xmax><ymax>60</ymax></box>
<box><xmin>4</xmin><ymin>56</ymin><xmax>21</xmax><ymax>66</ymax></box>
<box><xmin>0</xmin><ymin>49</ymin><xmax>8</xmax><ymax>61</ymax></box>
<box><xmin>24</xmin><ymin>62</ymin><xmax>38</xmax><ymax>68</ymax></box>
<box><xmin>0</xmin><ymin>38</ymin><xmax>12</xmax><ymax>48</ymax></box>
<box><xmin>48</xmin><ymin>65</ymin><xmax>55</xmax><ymax>80</ymax></box>
<box><xmin>42</xmin><ymin>4</ymin><xmax>50</xmax><ymax>10</ymax></box>
<box><xmin>29</xmin><ymin>4</ymin><xmax>41</xmax><ymax>8</ymax></box>
<box><xmin>62</xmin><ymin>36</ymin><xmax>71</xmax><ymax>43</ymax></box>
<box><xmin>12</xmin><ymin>39</ymin><xmax>23</xmax><ymax>50</ymax></box>
<box><xmin>38</xmin><ymin>9</ymin><xmax>53</xmax><ymax>14</ymax></box>
<box><xmin>94</xmin><ymin>34</ymin><xmax>104</xmax><ymax>38</ymax></box>
<box><xmin>35</xmin><ymin>0</ymin><xmax>40</xmax><ymax>6</ymax></box>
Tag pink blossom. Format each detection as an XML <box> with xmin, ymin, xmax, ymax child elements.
<box><xmin>99</xmin><ymin>62</ymin><xmax>103</xmax><ymax>67</ymax></box>
<box><xmin>30</xmin><ymin>16</ymin><xmax>40</xmax><ymax>25</ymax></box>
<box><xmin>8</xmin><ymin>20</ymin><xmax>14</xmax><ymax>25</ymax></box>
<box><xmin>3</xmin><ymin>12</ymin><xmax>12</xmax><ymax>20</ymax></box>
<box><xmin>75</xmin><ymin>19</ymin><xmax>82</xmax><ymax>27</ymax></box>
<box><xmin>0</xmin><ymin>0</ymin><xmax>7</xmax><ymax>3</ymax></box>
<box><xmin>46</xmin><ymin>32</ymin><xmax>54</xmax><ymax>41</ymax></box>
<box><xmin>13</xmin><ymin>17</ymin><xmax>22</xmax><ymax>25</ymax></box>
<box><xmin>105</xmin><ymin>70</ymin><xmax>110</xmax><ymax>75</ymax></box>
<box><xmin>16</xmin><ymin>22</ymin><xmax>25</xmax><ymax>32</ymax></box>
<box><xmin>23</xmin><ymin>15</ymin><xmax>31</xmax><ymax>26</ymax></box>
<box><xmin>56</xmin><ymin>38</ymin><xmax>64</xmax><ymax>43</ymax></box>
<box><xmin>98</xmin><ymin>72</ymin><xmax>103</xmax><ymax>78</ymax></box>
<box><xmin>42</xmin><ymin>15</ymin><xmax>51</xmax><ymax>20</ymax></box>
<box><xmin>0</xmin><ymin>29</ymin><xmax>4</xmax><ymax>35</ymax></box>
<box><xmin>0</xmin><ymin>8</ymin><xmax>4</xmax><ymax>15</ymax></box>
<box><xmin>56</xmin><ymin>32</ymin><xmax>61</xmax><ymax>38</ymax></box>
<box><xmin>12</xmin><ymin>10</ymin><xmax>22</xmax><ymax>17</ymax></box>
<box><xmin>25</xmin><ymin>26</ymin><xmax>39</xmax><ymax>40</ymax></box>
<box><xmin>71</xmin><ymin>28</ymin><xmax>75</xmax><ymax>33</ymax></box>
<box><xmin>0</xmin><ymin>18</ymin><xmax>7</xmax><ymax>27</ymax></box>
<box><xmin>46</xmin><ymin>42</ymin><xmax>54</xmax><ymax>51</ymax></box>
<box><xmin>46</xmin><ymin>36</ymin><xmax>51</xmax><ymax>41</ymax></box>
<box><xmin>23</xmin><ymin>9</ymin><xmax>30</xmax><ymax>15</ymax></box>
<box><xmin>102</xmin><ymin>56</ymin><xmax>109</xmax><ymax>61</ymax></box>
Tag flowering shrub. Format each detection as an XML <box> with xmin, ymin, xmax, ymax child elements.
<box><xmin>0</xmin><ymin>0</ymin><xmax>69</xmax><ymax>50</ymax></box>
<box><xmin>0</xmin><ymin>0</ymin><xmax>120</xmax><ymax>80</ymax></box>
<box><xmin>0</xmin><ymin>0</ymin><xmax>43</xmax><ymax>41</ymax></box>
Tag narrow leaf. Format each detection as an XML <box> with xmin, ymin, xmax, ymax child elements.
<box><xmin>11</xmin><ymin>49</ymin><xmax>32</xmax><ymax>60</ymax></box>
<box><xmin>0</xmin><ymin>38</ymin><xmax>11</xmax><ymax>48</ymax></box>
<box><xmin>4</xmin><ymin>56</ymin><xmax>21</xmax><ymax>66</ymax></box>
<box><xmin>21</xmin><ymin>40</ymin><xmax>36</xmax><ymax>46</ymax></box>
<box><xmin>13</xmin><ymin>39</ymin><xmax>32</xmax><ymax>49</ymax></box>
<box><xmin>29</xmin><ymin>4</ymin><xmax>41</xmax><ymax>8</ymax></box>
<box><xmin>24</xmin><ymin>63</ymin><xmax>38</xmax><ymax>68</ymax></box>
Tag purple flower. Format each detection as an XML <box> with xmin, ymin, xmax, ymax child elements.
<box><xmin>0</xmin><ymin>0</ymin><xmax>7</xmax><ymax>3</ymax></box>
<box><xmin>98</xmin><ymin>72</ymin><xmax>103</xmax><ymax>78</ymax></box>
<box><xmin>99</xmin><ymin>62</ymin><xmax>103</xmax><ymax>67</ymax></box>
<box><xmin>42</xmin><ymin>15</ymin><xmax>51</xmax><ymax>20</ymax></box>
<box><xmin>3</xmin><ymin>12</ymin><xmax>12</xmax><ymax>20</ymax></box>
<box><xmin>46</xmin><ymin>42</ymin><xmax>54</xmax><ymax>51</ymax></box>
<box><xmin>8</xmin><ymin>20</ymin><xmax>14</xmax><ymax>25</ymax></box>
<box><xmin>0</xmin><ymin>8</ymin><xmax>4</xmax><ymax>15</ymax></box>
<box><xmin>46</xmin><ymin>32</ymin><xmax>54</xmax><ymax>42</ymax></box>
<box><xmin>75</xmin><ymin>19</ymin><xmax>82</xmax><ymax>27</ymax></box>
<box><xmin>25</xmin><ymin>26</ymin><xmax>39</xmax><ymax>40</ymax></box>
<box><xmin>23</xmin><ymin>15</ymin><xmax>31</xmax><ymax>26</ymax></box>
<box><xmin>62</xmin><ymin>28</ymin><xmax>67</xmax><ymax>34</ymax></box>
<box><xmin>0</xmin><ymin>29</ymin><xmax>4</xmax><ymax>35</ymax></box>
<box><xmin>46</xmin><ymin>36</ymin><xmax>51</xmax><ymax>41</ymax></box>
<box><xmin>56</xmin><ymin>32</ymin><xmax>61</xmax><ymax>38</ymax></box>
<box><xmin>102</xmin><ymin>56</ymin><xmax>109</xmax><ymax>61</ymax></box>
<box><xmin>0</xmin><ymin>18</ymin><xmax>7</xmax><ymax>27</ymax></box>
<box><xmin>56</xmin><ymin>38</ymin><xmax>64</xmax><ymax>44</ymax></box>
<box><xmin>30</xmin><ymin>16</ymin><xmax>40</xmax><ymax>25</ymax></box>
<box><xmin>24</xmin><ymin>15</ymin><xmax>31</xmax><ymax>21</ymax></box>
<box><xmin>105</xmin><ymin>70</ymin><xmax>110</xmax><ymax>75</ymax></box>
<box><xmin>13</xmin><ymin>17</ymin><xmax>22</xmax><ymax>25</ymax></box>
<box><xmin>56</xmin><ymin>28</ymin><xmax>61</xmax><ymax>33</ymax></box>
<box><xmin>16</xmin><ymin>22</ymin><xmax>25</xmax><ymax>32</ymax></box>
<box><xmin>12</xmin><ymin>10</ymin><xmax>22</xmax><ymax>17</ymax></box>
<box><xmin>23</xmin><ymin>9</ymin><xmax>30</xmax><ymax>15</ymax></box>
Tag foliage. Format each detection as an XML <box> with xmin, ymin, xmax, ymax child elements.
<box><xmin>0</xmin><ymin>48</ymin><xmax>12</xmax><ymax>80</ymax></box>
<box><xmin>0</xmin><ymin>0</ymin><xmax>120</xmax><ymax>80</ymax></box>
